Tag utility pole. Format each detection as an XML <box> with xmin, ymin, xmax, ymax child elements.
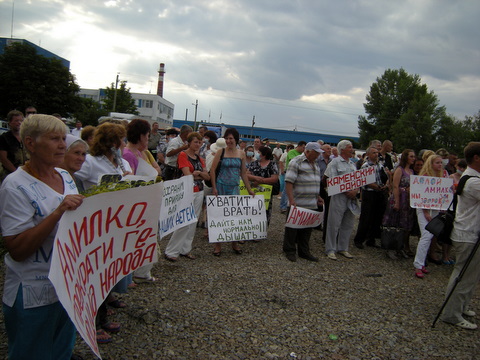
<box><xmin>185</xmin><ymin>108</ymin><xmax>188</xmax><ymax>121</ymax></box>
<box><xmin>112</xmin><ymin>73</ymin><xmax>120</xmax><ymax>112</ymax></box>
<box><xmin>250</xmin><ymin>115</ymin><xmax>255</xmax><ymax>140</ymax></box>
<box><xmin>192</xmin><ymin>99</ymin><xmax>198</xmax><ymax>130</ymax></box>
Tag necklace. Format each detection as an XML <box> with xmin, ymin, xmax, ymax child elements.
<box><xmin>23</xmin><ymin>161</ymin><xmax>58</xmax><ymax>181</ymax></box>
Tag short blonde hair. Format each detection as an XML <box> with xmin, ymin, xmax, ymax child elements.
<box><xmin>20</xmin><ymin>114</ymin><xmax>67</xmax><ymax>143</ymax></box>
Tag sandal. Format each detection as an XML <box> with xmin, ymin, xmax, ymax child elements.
<box><xmin>180</xmin><ymin>253</ymin><xmax>196</xmax><ymax>260</ymax></box>
<box><xmin>455</xmin><ymin>320</ymin><xmax>478</xmax><ymax>330</ymax></box>
<box><xmin>164</xmin><ymin>254</ymin><xmax>178</xmax><ymax>262</ymax></box>
<box><xmin>102</xmin><ymin>322</ymin><xmax>121</xmax><ymax>333</ymax></box>
<box><xmin>96</xmin><ymin>329</ymin><xmax>112</xmax><ymax>344</ymax></box>
<box><xmin>133</xmin><ymin>276</ymin><xmax>157</xmax><ymax>284</ymax></box>
<box><xmin>107</xmin><ymin>299</ymin><xmax>127</xmax><ymax>308</ymax></box>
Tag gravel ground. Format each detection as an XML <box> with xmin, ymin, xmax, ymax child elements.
<box><xmin>0</xmin><ymin>197</ymin><xmax>479</xmax><ymax>359</ymax></box>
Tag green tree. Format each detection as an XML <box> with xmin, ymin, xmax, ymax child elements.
<box><xmin>0</xmin><ymin>42</ymin><xmax>80</xmax><ymax>117</ymax></box>
<box><xmin>358</xmin><ymin>68</ymin><xmax>443</xmax><ymax>152</ymax></box>
<box><xmin>102</xmin><ymin>81</ymin><xmax>138</xmax><ymax>114</ymax></box>
<box><xmin>73</xmin><ymin>97</ymin><xmax>108</xmax><ymax>126</ymax></box>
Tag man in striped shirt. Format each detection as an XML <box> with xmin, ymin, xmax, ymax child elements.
<box><xmin>283</xmin><ymin>142</ymin><xmax>324</xmax><ymax>262</ymax></box>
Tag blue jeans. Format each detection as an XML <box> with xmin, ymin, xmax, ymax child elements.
<box><xmin>280</xmin><ymin>187</ymin><xmax>288</xmax><ymax>210</ymax></box>
<box><xmin>3</xmin><ymin>287</ymin><xmax>76</xmax><ymax>360</ymax></box>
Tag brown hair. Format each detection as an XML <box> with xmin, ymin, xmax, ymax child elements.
<box><xmin>90</xmin><ymin>122</ymin><xmax>126</xmax><ymax>156</ymax></box>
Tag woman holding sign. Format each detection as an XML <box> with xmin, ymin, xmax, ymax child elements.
<box><xmin>413</xmin><ymin>154</ymin><xmax>450</xmax><ymax>278</ymax></box>
<box><xmin>0</xmin><ymin>115</ymin><xmax>84</xmax><ymax>359</ymax></box>
<box><xmin>210</xmin><ymin>128</ymin><xmax>254</xmax><ymax>256</ymax></box>
<box><xmin>165</xmin><ymin>132</ymin><xmax>210</xmax><ymax>261</ymax></box>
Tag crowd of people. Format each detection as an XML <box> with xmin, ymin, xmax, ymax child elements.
<box><xmin>1</xmin><ymin>109</ymin><xmax>480</xmax><ymax>359</ymax></box>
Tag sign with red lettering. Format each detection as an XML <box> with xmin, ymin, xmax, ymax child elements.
<box><xmin>159</xmin><ymin>176</ymin><xmax>197</xmax><ymax>238</ymax></box>
<box><xmin>327</xmin><ymin>166</ymin><xmax>376</xmax><ymax>196</ymax></box>
<box><xmin>285</xmin><ymin>206</ymin><xmax>323</xmax><ymax>228</ymax></box>
<box><xmin>206</xmin><ymin>195</ymin><xmax>268</xmax><ymax>243</ymax></box>
<box><xmin>49</xmin><ymin>182</ymin><xmax>163</xmax><ymax>359</ymax></box>
<box><xmin>410</xmin><ymin>175</ymin><xmax>454</xmax><ymax>210</ymax></box>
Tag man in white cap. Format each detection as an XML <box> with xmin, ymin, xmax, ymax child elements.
<box><xmin>283</xmin><ymin>142</ymin><xmax>324</xmax><ymax>262</ymax></box>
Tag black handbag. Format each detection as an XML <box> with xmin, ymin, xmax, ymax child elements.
<box><xmin>425</xmin><ymin>207</ymin><xmax>454</xmax><ymax>245</ymax></box>
<box><xmin>381</xmin><ymin>226</ymin><xmax>405</xmax><ymax>250</ymax></box>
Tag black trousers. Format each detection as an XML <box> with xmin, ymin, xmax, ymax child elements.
<box><xmin>353</xmin><ymin>190</ymin><xmax>386</xmax><ymax>245</ymax></box>
<box><xmin>283</xmin><ymin>207</ymin><xmax>313</xmax><ymax>256</ymax></box>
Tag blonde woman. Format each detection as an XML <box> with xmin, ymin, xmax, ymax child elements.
<box><xmin>413</xmin><ymin>154</ymin><xmax>449</xmax><ymax>278</ymax></box>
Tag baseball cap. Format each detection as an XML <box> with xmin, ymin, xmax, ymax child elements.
<box><xmin>305</xmin><ymin>142</ymin><xmax>324</xmax><ymax>153</ymax></box>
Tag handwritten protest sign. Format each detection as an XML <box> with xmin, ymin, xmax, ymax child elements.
<box><xmin>410</xmin><ymin>175</ymin><xmax>454</xmax><ymax>210</ymax></box>
<box><xmin>327</xmin><ymin>166</ymin><xmax>376</xmax><ymax>196</ymax></box>
<box><xmin>49</xmin><ymin>182</ymin><xmax>163</xmax><ymax>359</ymax></box>
<box><xmin>206</xmin><ymin>195</ymin><xmax>268</xmax><ymax>243</ymax></box>
<box><xmin>159</xmin><ymin>176</ymin><xmax>197</xmax><ymax>238</ymax></box>
<box><xmin>285</xmin><ymin>206</ymin><xmax>324</xmax><ymax>228</ymax></box>
<box><xmin>239</xmin><ymin>180</ymin><xmax>272</xmax><ymax>209</ymax></box>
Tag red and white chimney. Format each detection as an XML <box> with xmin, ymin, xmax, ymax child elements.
<box><xmin>157</xmin><ymin>63</ymin><xmax>165</xmax><ymax>97</ymax></box>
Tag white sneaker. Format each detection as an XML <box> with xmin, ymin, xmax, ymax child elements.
<box><xmin>455</xmin><ymin>319</ymin><xmax>477</xmax><ymax>330</ymax></box>
<box><xmin>338</xmin><ymin>251</ymin><xmax>353</xmax><ymax>259</ymax></box>
<box><xmin>464</xmin><ymin>310</ymin><xmax>476</xmax><ymax>317</ymax></box>
<box><xmin>327</xmin><ymin>252</ymin><xmax>337</xmax><ymax>260</ymax></box>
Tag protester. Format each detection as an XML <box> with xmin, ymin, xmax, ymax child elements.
<box><xmin>245</xmin><ymin>145</ymin><xmax>255</xmax><ymax>165</ymax></box>
<box><xmin>74</xmin><ymin>121</ymin><xmax>132</xmax><ymax>341</ymax></box>
<box><xmin>440</xmin><ymin>142</ymin><xmax>480</xmax><ymax>330</ymax></box>
<box><xmin>164</xmin><ymin>125</ymin><xmax>192</xmax><ymax>180</ymax></box>
<box><xmin>280</xmin><ymin>142</ymin><xmax>306</xmax><ymax>213</ymax></box>
<box><xmin>0</xmin><ymin>114</ymin><xmax>84</xmax><ymax>359</ymax></box>
<box><xmin>80</xmin><ymin>125</ymin><xmax>96</xmax><ymax>149</ymax></box>
<box><xmin>148</xmin><ymin>122</ymin><xmax>162</xmax><ymax>160</ymax></box>
<box><xmin>210</xmin><ymin>128</ymin><xmax>254</xmax><ymax>256</ymax></box>
<box><xmin>382</xmin><ymin>149</ymin><xmax>416</xmax><ymax>259</ymax></box>
<box><xmin>353</xmin><ymin>146</ymin><xmax>389</xmax><ymax>249</ymax></box>
<box><xmin>283</xmin><ymin>142</ymin><xmax>324</xmax><ymax>262</ymax></box>
<box><xmin>279</xmin><ymin>144</ymin><xmax>294</xmax><ymax>211</ymax></box>
<box><xmin>247</xmin><ymin>146</ymin><xmax>279</xmax><ymax>225</ymax></box>
<box><xmin>165</xmin><ymin>132</ymin><xmax>210</xmax><ymax>261</ymax></box>
<box><xmin>324</xmin><ymin>140</ymin><xmax>358</xmax><ymax>260</ymax></box>
<box><xmin>60</xmin><ymin>134</ymin><xmax>88</xmax><ymax>192</ymax></box>
<box><xmin>450</xmin><ymin>158</ymin><xmax>467</xmax><ymax>186</ymax></box>
<box><xmin>413</xmin><ymin>154</ymin><xmax>449</xmax><ymax>278</ymax></box>
<box><xmin>71</xmin><ymin>120</ymin><xmax>83</xmax><ymax>137</ymax></box>
<box><xmin>0</xmin><ymin>110</ymin><xmax>28</xmax><ymax>182</ymax></box>
<box><xmin>123</xmin><ymin>119</ymin><xmax>161</xmax><ymax>178</ymax></box>
<box><xmin>272</xmin><ymin>143</ymin><xmax>283</xmax><ymax>163</ymax></box>
<box><xmin>123</xmin><ymin>119</ymin><xmax>160</xmax><ymax>283</ymax></box>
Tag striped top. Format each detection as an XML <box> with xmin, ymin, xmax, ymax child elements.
<box><xmin>285</xmin><ymin>153</ymin><xmax>321</xmax><ymax>210</ymax></box>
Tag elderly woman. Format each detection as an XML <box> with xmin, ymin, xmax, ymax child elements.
<box><xmin>123</xmin><ymin>118</ymin><xmax>161</xmax><ymax>178</ymax></box>
<box><xmin>210</xmin><ymin>128</ymin><xmax>254</xmax><ymax>256</ymax></box>
<box><xmin>165</xmin><ymin>132</ymin><xmax>210</xmax><ymax>261</ymax></box>
<box><xmin>0</xmin><ymin>115</ymin><xmax>84</xmax><ymax>359</ymax></box>
<box><xmin>60</xmin><ymin>134</ymin><xmax>88</xmax><ymax>192</ymax></box>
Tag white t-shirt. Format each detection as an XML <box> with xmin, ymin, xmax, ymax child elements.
<box><xmin>165</xmin><ymin>136</ymin><xmax>186</xmax><ymax>167</ymax></box>
<box><xmin>75</xmin><ymin>154</ymin><xmax>132</xmax><ymax>190</ymax></box>
<box><xmin>272</xmin><ymin>147</ymin><xmax>283</xmax><ymax>161</ymax></box>
<box><xmin>0</xmin><ymin>167</ymin><xmax>78</xmax><ymax>308</ymax></box>
<box><xmin>71</xmin><ymin>128</ymin><xmax>82</xmax><ymax>138</ymax></box>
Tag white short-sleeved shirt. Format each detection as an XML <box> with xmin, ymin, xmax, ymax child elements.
<box><xmin>75</xmin><ymin>154</ymin><xmax>132</xmax><ymax>190</ymax></box>
<box><xmin>451</xmin><ymin>167</ymin><xmax>480</xmax><ymax>244</ymax></box>
<box><xmin>165</xmin><ymin>136</ymin><xmax>186</xmax><ymax>167</ymax></box>
<box><xmin>0</xmin><ymin>167</ymin><xmax>78</xmax><ymax>308</ymax></box>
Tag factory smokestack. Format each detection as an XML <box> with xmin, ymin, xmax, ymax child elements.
<box><xmin>157</xmin><ymin>63</ymin><xmax>165</xmax><ymax>97</ymax></box>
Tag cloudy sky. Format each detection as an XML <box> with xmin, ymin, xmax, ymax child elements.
<box><xmin>1</xmin><ymin>0</ymin><xmax>479</xmax><ymax>137</ymax></box>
